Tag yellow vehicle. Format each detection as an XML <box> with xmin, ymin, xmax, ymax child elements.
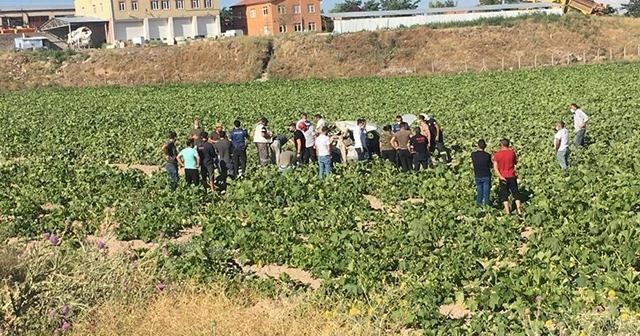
<box><xmin>523</xmin><ymin>0</ymin><xmax>607</xmax><ymax>15</ymax></box>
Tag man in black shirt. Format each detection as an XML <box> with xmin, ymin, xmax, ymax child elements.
<box><xmin>470</xmin><ymin>139</ymin><xmax>492</xmax><ymax>206</ymax></box>
<box><xmin>161</xmin><ymin>131</ymin><xmax>179</xmax><ymax>191</ymax></box>
<box><xmin>201</xmin><ymin>133</ymin><xmax>218</xmax><ymax>193</ymax></box>
<box><xmin>213</xmin><ymin>131</ymin><xmax>232</xmax><ymax>192</ymax></box>
<box><xmin>409</xmin><ymin>128</ymin><xmax>430</xmax><ymax>171</ymax></box>
<box><xmin>291</xmin><ymin>122</ymin><xmax>306</xmax><ymax>166</ymax></box>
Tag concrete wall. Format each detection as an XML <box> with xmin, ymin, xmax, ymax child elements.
<box><xmin>0</xmin><ymin>9</ymin><xmax>75</xmax><ymax>29</ymax></box>
<box><xmin>332</xmin><ymin>8</ymin><xmax>564</xmax><ymax>34</ymax></box>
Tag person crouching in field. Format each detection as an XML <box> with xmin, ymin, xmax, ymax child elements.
<box><xmin>471</xmin><ymin>139</ymin><xmax>492</xmax><ymax>207</ymax></box>
<box><xmin>177</xmin><ymin>139</ymin><xmax>200</xmax><ymax>187</ymax></box>
<box><xmin>493</xmin><ymin>139</ymin><xmax>522</xmax><ymax>215</ymax></box>
<box><xmin>554</xmin><ymin>121</ymin><xmax>570</xmax><ymax>169</ymax></box>
<box><xmin>161</xmin><ymin>131</ymin><xmax>179</xmax><ymax>191</ymax></box>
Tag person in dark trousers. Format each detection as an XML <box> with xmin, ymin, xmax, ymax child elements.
<box><xmin>161</xmin><ymin>131</ymin><xmax>179</xmax><ymax>191</ymax></box>
<box><xmin>201</xmin><ymin>133</ymin><xmax>218</xmax><ymax>194</ymax></box>
<box><xmin>189</xmin><ymin>119</ymin><xmax>203</xmax><ymax>146</ymax></box>
<box><xmin>291</xmin><ymin>122</ymin><xmax>306</xmax><ymax>166</ymax></box>
<box><xmin>409</xmin><ymin>127</ymin><xmax>430</xmax><ymax>171</ymax></box>
<box><xmin>421</xmin><ymin>114</ymin><xmax>451</xmax><ymax>164</ymax></box>
<box><xmin>379</xmin><ymin>125</ymin><xmax>397</xmax><ymax>166</ymax></box>
<box><xmin>177</xmin><ymin>139</ymin><xmax>200</xmax><ymax>187</ymax></box>
<box><xmin>493</xmin><ymin>138</ymin><xmax>522</xmax><ymax>215</ymax></box>
<box><xmin>229</xmin><ymin>120</ymin><xmax>250</xmax><ymax>178</ymax></box>
<box><xmin>471</xmin><ymin>139</ymin><xmax>492</xmax><ymax>207</ymax></box>
<box><xmin>213</xmin><ymin>131</ymin><xmax>232</xmax><ymax>192</ymax></box>
<box><xmin>196</xmin><ymin>130</ymin><xmax>209</xmax><ymax>189</ymax></box>
<box><xmin>391</xmin><ymin>122</ymin><xmax>412</xmax><ymax>172</ymax></box>
<box><xmin>570</xmin><ymin>103</ymin><xmax>589</xmax><ymax>148</ymax></box>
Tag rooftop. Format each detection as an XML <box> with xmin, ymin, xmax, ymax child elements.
<box><xmin>0</xmin><ymin>5</ymin><xmax>75</xmax><ymax>12</ymax></box>
<box><xmin>323</xmin><ymin>3</ymin><xmax>559</xmax><ymax>18</ymax></box>
<box><xmin>231</xmin><ymin>0</ymin><xmax>273</xmax><ymax>7</ymax></box>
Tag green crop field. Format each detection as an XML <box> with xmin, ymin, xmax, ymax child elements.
<box><xmin>0</xmin><ymin>63</ymin><xmax>639</xmax><ymax>335</ymax></box>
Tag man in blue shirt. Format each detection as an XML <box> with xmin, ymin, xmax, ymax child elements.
<box><xmin>229</xmin><ymin>120</ymin><xmax>250</xmax><ymax>177</ymax></box>
<box><xmin>391</xmin><ymin>115</ymin><xmax>403</xmax><ymax>133</ymax></box>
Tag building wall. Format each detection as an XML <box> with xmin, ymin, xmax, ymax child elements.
<box><xmin>0</xmin><ymin>9</ymin><xmax>75</xmax><ymax>29</ymax></box>
<box><xmin>110</xmin><ymin>0</ymin><xmax>219</xmax><ymax>20</ymax></box>
<box><xmin>232</xmin><ymin>0</ymin><xmax>320</xmax><ymax>36</ymax></box>
<box><xmin>332</xmin><ymin>8</ymin><xmax>564</xmax><ymax>33</ymax></box>
<box><xmin>75</xmin><ymin>0</ymin><xmax>114</xmax><ymax>20</ymax></box>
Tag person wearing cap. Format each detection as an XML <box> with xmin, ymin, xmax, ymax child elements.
<box><xmin>297</xmin><ymin>114</ymin><xmax>316</xmax><ymax>164</ymax></box>
<box><xmin>253</xmin><ymin>117</ymin><xmax>273</xmax><ymax>167</ymax></box>
<box><xmin>391</xmin><ymin>115</ymin><xmax>403</xmax><ymax>134</ymax></box>
<box><xmin>161</xmin><ymin>131</ymin><xmax>179</xmax><ymax>191</ymax></box>
<box><xmin>570</xmin><ymin>103</ymin><xmax>589</xmax><ymax>148</ymax></box>
<box><xmin>229</xmin><ymin>120</ymin><xmax>250</xmax><ymax>178</ymax></box>
<box><xmin>315</xmin><ymin>126</ymin><xmax>332</xmax><ymax>178</ymax></box>
<box><xmin>291</xmin><ymin>122</ymin><xmax>307</xmax><ymax>165</ymax></box>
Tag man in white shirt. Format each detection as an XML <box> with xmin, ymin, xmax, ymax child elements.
<box><xmin>315</xmin><ymin>126</ymin><xmax>332</xmax><ymax>178</ymax></box>
<box><xmin>570</xmin><ymin>103</ymin><xmax>589</xmax><ymax>148</ymax></box>
<box><xmin>253</xmin><ymin>117</ymin><xmax>272</xmax><ymax>167</ymax></box>
<box><xmin>314</xmin><ymin>114</ymin><xmax>327</xmax><ymax>134</ymax></box>
<box><xmin>554</xmin><ymin>120</ymin><xmax>570</xmax><ymax>169</ymax></box>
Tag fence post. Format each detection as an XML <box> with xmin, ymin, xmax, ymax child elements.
<box><xmin>534</xmin><ymin>54</ymin><xmax>537</xmax><ymax>68</ymax></box>
<box><xmin>637</xmin><ymin>44</ymin><xmax>639</xmax><ymax>56</ymax></box>
<box><xmin>464</xmin><ymin>62</ymin><xmax>468</xmax><ymax>72</ymax></box>
<box><xmin>623</xmin><ymin>47</ymin><xmax>626</xmax><ymax>58</ymax></box>
<box><xmin>567</xmin><ymin>54</ymin><xmax>570</xmax><ymax>65</ymax></box>
<box><xmin>551</xmin><ymin>53</ymin><xmax>554</xmax><ymax>66</ymax></box>
<box><xmin>518</xmin><ymin>56</ymin><xmax>521</xmax><ymax>69</ymax></box>
<box><xmin>431</xmin><ymin>61</ymin><xmax>435</xmax><ymax>73</ymax></box>
<box><xmin>609</xmin><ymin>47</ymin><xmax>613</xmax><ymax>60</ymax></box>
<box><xmin>481</xmin><ymin>59</ymin><xmax>487</xmax><ymax>71</ymax></box>
<box><xmin>583</xmin><ymin>50</ymin><xmax>586</xmax><ymax>64</ymax></box>
<box><xmin>596</xmin><ymin>49</ymin><xmax>600</xmax><ymax>62</ymax></box>
<box><xmin>501</xmin><ymin>57</ymin><xmax>504</xmax><ymax>71</ymax></box>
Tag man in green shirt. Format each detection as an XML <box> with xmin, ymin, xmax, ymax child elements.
<box><xmin>379</xmin><ymin>125</ymin><xmax>396</xmax><ymax>166</ymax></box>
<box><xmin>177</xmin><ymin>139</ymin><xmax>200</xmax><ymax>186</ymax></box>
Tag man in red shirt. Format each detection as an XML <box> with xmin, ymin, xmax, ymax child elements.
<box><xmin>493</xmin><ymin>139</ymin><xmax>522</xmax><ymax>215</ymax></box>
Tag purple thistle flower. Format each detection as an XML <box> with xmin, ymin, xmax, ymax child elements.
<box><xmin>60</xmin><ymin>304</ymin><xmax>69</xmax><ymax>315</ymax></box>
<box><xmin>97</xmin><ymin>240</ymin><xmax>105</xmax><ymax>250</ymax></box>
<box><xmin>64</xmin><ymin>219</ymin><xmax>71</xmax><ymax>226</ymax></box>
<box><xmin>159</xmin><ymin>232</ymin><xmax>165</xmax><ymax>239</ymax></box>
<box><xmin>53</xmin><ymin>329</ymin><xmax>59</xmax><ymax>336</ymax></box>
<box><xmin>48</xmin><ymin>310</ymin><xmax>57</xmax><ymax>320</ymax></box>
<box><xmin>131</xmin><ymin>261</ymin><xmax>138</xmax><ymax>269</ymax></box>
<box><xmin>60</xmin><ymin>321</ymin><xmax>71</xmax><ymax>331</ymax></box>
<box><xmin>156</xmin><ymin>283</ymin><xmax>165</xmax><ymax>292</ymax></box>
<box><xmin>161</xmin><ymin>247</ymin><xmax>169</xmax><ymax>257</ymax></box>
<box><xmin>49</xmin><ymin>235</ymin><xmax>59</xmax><ymax>246</ymax></box>
<box><xmin>536</xmin><ymin>295</ymin><xmax>543</xmax><ymax>303</ymax></box>
<box><xmin>43</xmin><ymin>232</ymin><xmax>51</xmax><ymax>240</ymax></box>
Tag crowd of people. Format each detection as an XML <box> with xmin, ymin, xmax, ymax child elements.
<box><xmin>160</xmin><ymin>103</ymin><xmax>589</xmax><ymax>214</ymax></box>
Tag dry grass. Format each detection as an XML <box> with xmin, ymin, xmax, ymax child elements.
<box><xmin>71</xmin><ymin>285</ymin><xmax>396</xmax><ymax>336</ymax></box>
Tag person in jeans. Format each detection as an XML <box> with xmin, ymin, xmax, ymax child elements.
<box><xmin>493</xmin><ymin>138</ymin><xmax>522</xmax><ymax>215</ymax></box>
<box><xmin>161</xmin><ymin>131</ymin><xmax>179</xmax><ymax>191</ymax></box>
<box><xmin>379</xmin><ymin>125</ymin><xmax>397</xmax><ymax>166</ymax></box>
<box><xmin>353</xmin><ymin>118</ymin><xmax>369</xmax><ymax>161</ymax></box>
<box><xmin>391</xmin><ymin>122</ymin><xmax>412</xmax><ymax>172</ymax></box>
<box><xmin>253</xmin><ymin>117</ymin><xmax>273</xmax><ymax>167</ymax></box>
<box><xmin>315</xmin><ymin>126</ymin><xmax>332</xmax><ymax>178</ymax></box>
<box><xmin>554</xmin><ymin>120</ymin><xmax>570</xmax><ymax>169</ymax></box>
<box><xmin>409</xmin><ymin>127</ymin><xmax>430</xmax><ymax>171</ymax></box>
<box><xmin>471</xmin><ymin>139</ymin><xmax>492</xmax><ymax>206</ymax></box>
<box><xmin>570</xmin><ymin>103</ymin><xmax>589</xmax><ymax>148</ymax></box>
<box><xmin>177</xmin><ymin>139</ymin><xmax>200</xmax><ymax>187</ymax></box>
<box><xmin>229</xmin><ymin>120</ymin><xmax>249</xmax><ymax>177</ymax></box>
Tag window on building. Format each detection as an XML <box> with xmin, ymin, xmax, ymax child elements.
<box><xmin>294</xmin><ymin>23</ymin><xmax>302</xmax><ymax>31</ymax></box>
<box><xmin>132</xmin><ymin>1</ymin><xmax>139</xmax><ymax>10</ymax></box>
<box><xmin>278</xmin><ymin>5</ymin><xmax>285</xmax><ymax>14</ymax></box>
<box><xmin>236</xmin><ymin>11</ymin><xmax>244</xmax><ymax>19</ymax></box>
<box><xmin>119</xmin><ymin>1</ymin><xmax>126</xmax><ymax>11</ymax></box>
<box><xmin>191</xmin><ymin>0</ymin><xmax>200</xmax><ymax>9</ymax></box>
<box><xmin>262</xmin><ymin>6</ymin><xmax>268</xmax><ymax>15</ymax></box>
<box><xmin>151</xmin><ymin>1</ymin><xmax>159</xmax><ymax>10</ymax></box>
<box><xmin>307</xmin><ymin>4</ymin><xmax>315</xmax><ymax>13</ymax></box>
<box><xmin>279</xmin><ymin>25</ymin><xmax>286</xmax><ymax>33</ymax></box>
<box><xmin>250</xmin><ymin>9</ymin><xmax>256</xmax><ymax>18</ymax></box>
<box><xmin>205</xmin><ymin>0</ymin><xmax>212</xmax><ymax>8</ymax></box>
<box><xmin>92</xmin><ymin>5</ymin><xmax>96</xmax><ymax>14</ymax></box>
<box><xmin>162</xmin><ymin>0</ymin><xmax>170</xmax><ymax>9</ymax></box>
<box><xmin>308</xmin><ymin>22</ymin><xmax>316</xmax><ymax>31</ymax></box>
<box><xmin>263</xmin><ymin>25</ymin><xmax>270</xmax><ymax>35</ymax></box>
<box><xmin>293</xmin><ymin>5</ymin><xmax>300</xmax><ymax>13</ymax></box>
<box><xmin>176</xmin><ymin>0</ymin><xmax>184</xmax><ymax>9</ymax></box>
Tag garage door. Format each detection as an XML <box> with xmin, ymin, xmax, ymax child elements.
<box><xmin>114</xmin><ymin>21</ymin><xmax>144</xmax><ymax>41</ymax></box>
<box><xmin>196</xmin><ymin>16</ymin><xmax>219</xmax><ymax>38</ymax></box>
<box><xmin>173</xmin><ymin>18</ymin><xmax>193</xmax><ymax>39</ymax></box>
<box><xmin>148</xmin><ymin>19</ymin><xmax>170</xmax><ymax>40</ymax></box>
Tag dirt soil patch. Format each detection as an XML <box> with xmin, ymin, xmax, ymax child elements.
<box><xmin>363</xmin><ymin>194</ymin><xmax>384</xmax><ymax>210</ymax></box>
<box><xmin>243</xmin><ymin>264</ymin><xmax>322</xmax><ymax>290</ymax></box>
<box><xmin>439</xmin><ymin>303</ymin><xmax>472</xmax><ymax>319</ymax></box>
<box><xmin>110</xmin><ymin>163</ymin><xmax>162</xmax><ymax>176</ymax></box>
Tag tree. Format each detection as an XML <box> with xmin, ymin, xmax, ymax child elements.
<box><xmin>429</xmin><ymin>0</ymin><xmax>455</xmax><ymax>8</ymax></box>
<box><xmin>220</xmin><ymin>7</ymin><xmax>234</xmax><ymax>31</ymax></box>
<box><xmin>478</xmin><ymin>0</ymin><xmax>518</xmax><ymax>5</ymax></box>
<box><xmin>362</xmin><ymin>0</ymin><xmax>381</xmax><ymax>11</ymax></box>
<box><xmin>622</xmin><ymin>0</ymin><xmax>640</xmax><ymax>16</ymax></box>
<box><xmin>330</xmin><ymin>0</ymin><xmax>363</xmax><ymax>12</ymax></box>
<box><xmin>379</xmin><ymin>0</ymin><xmax>419</xmax><ymax>10</ymax></box>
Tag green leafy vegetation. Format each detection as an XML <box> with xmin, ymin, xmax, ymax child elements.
<box><xmin>0</xmin><ymin>63</ymin><xmax>639</xmax><ymax>333</ymax></box>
